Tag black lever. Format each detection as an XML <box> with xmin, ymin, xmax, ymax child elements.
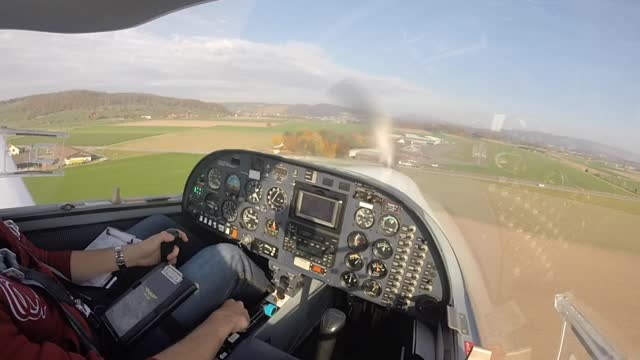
<box><xmin>315</xmin><ymin>308</ymin><xmax>346</xmax><ymax>360</ymax></box>
<box><xmin>160</xmin><ymin>228</ymin><xmax>182</xmax><ymax>263</ymax></box>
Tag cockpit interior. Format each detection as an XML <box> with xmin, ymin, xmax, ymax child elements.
<box><xmin>4</xmin><ymin>150</ymin><xmax>475</xmax><ymax>360</ymax></box>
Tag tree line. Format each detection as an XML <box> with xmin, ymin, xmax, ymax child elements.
<box><xmin>273</xmin><ymin>130</ymin><xmax>370</xmax><ymax>158</ymax></box>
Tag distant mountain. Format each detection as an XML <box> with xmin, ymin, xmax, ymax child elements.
<box><xmin>501</xmin><ymin>129</ymin><xmax>640</xmax><ymax>164</ymax></box>
<box><xmin>394</xmin><ymin>114</ymin><xmax>640</xmax><ymax>165</ymax></box>
<box><xmin>223</xmin><ymin>102</ymin><xmax>359</xmax><ymax>119</ymax></box>
<box><xmin>0</xmin><ymin>90</ymin><xmax>230</xmax><ymax>127</ymax></box>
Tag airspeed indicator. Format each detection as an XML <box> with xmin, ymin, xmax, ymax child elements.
<box><xmin>245</xmin><ymin>180</ymin><xmax>263</xmax><ymax>204</ymax></box>
<box><xmin>354</xmin><ymin>207</ymin><xmax>375</xmax><ymax>229</ymax></box>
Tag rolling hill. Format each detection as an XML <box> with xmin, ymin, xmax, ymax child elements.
<box><xmin>0</xmin><ymin>90</ymin><xmax>230</xmax><ymax>128</ymax></box>
<box><xmin>0</xmin><ymin>90</ymin><xmax>363</xmax><ymax>129</ymax></box>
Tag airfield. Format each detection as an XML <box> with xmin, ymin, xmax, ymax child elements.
<box><xmin>11</xmin><ymin>118</ymin><xmax>640</xmax><ymax>359</ymax></box>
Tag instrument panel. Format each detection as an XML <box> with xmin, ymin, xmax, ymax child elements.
<box><xmin>182</xmin><ymin>150</ymin><xmax>446</xmax><ymax>312</ymax></box>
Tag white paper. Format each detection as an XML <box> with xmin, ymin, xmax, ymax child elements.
<box><xmin>81</xmin><ymin>227</ymin><xmax>141</xmax><ymax>287</ymax></box>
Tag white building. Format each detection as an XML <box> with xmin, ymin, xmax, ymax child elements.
<box><xmin>398</xmin><ymin>133</ymin><xmax>442</xmax><ymax>145</ymax></box>
<box><xmin>7</xmin><ymin>144</ymin><xmax>21</xmax><ymax>155</ymax></box>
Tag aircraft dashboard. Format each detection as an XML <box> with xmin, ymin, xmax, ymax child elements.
<box><xmin>182</xmin><ymin>150</ymin><xmax>447</xmax><ymax>313</ymax></box>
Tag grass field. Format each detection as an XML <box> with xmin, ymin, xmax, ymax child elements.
<box><xmin>24</xmin><ymin>153</ymin><xmax>202</xmax><ymax>203</ymax></box>
<box><xmin>400</xmin><ymin>166</ymin><xmax>640</xmax><ymax>253</ymax></box>
<box><xmin>8</xmin><ymin>120</ymin><xmax>365</xmax><ymax>148</ymax></box>
<box><xmin>14</xmin><ymin>121</ymin><xmax>638</xmax><ymax>206</ymax></box>
<box><xmin>118</xmin><ymin>120</ymin><xmax>280</xmax><ymax>128</ymax></box>
<box><xmin>398</xmin><ymin>167</ymin><xmax>640</xmax><ymax>358</ymax></box>
<box><xmin>9</xmin><ymin>125</ymin><xmax>192</xmax><ymax>146</ymax></box>
<box><xmin>430</xmin><ymin>138</ymin><xmax>632</xmax><ymax>196</ymax></box>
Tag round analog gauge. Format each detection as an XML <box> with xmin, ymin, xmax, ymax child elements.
<box><xmin>221</xmin><ymin>200</ymin><xmax>238</xmax><ymax>222</ymax></box>
<box><xmin>225</xmin><ymin>174</ymin><xmax>241</xmax><ymax>195</ymax></box>
<box><xmin>379</xmin><ymin>214</ymin><xmax>400</xmax><ymax>236</ymax></box>
<box><xmin>204</xmin><ymin>193</ymin><xmax>218</xmax><ymax>213</ymax></box>
<box><xmin>266</xmin><ymin>187</ymin><xmax>287</xmax><ymax>212</ymax></box>
<box><xmin>347</xmin><ymin>231</ymin><xmax>369</xmax><ymax>252</ymax></box>
<box><xmin>367</xmin><ymin>260</ymin><xmax>388</xmax><ymax>279</ymax></box>
<box><xmin>345</xmin><ymin>252</ymin><xmax>364</xmax><ymax>271</ymax></box>
<box><xmin>207</xmin><ymin>168</ymin><xmax>223</xmax><ymax>190</ymax></box>
<box><xmin>340</xmin><ymin>271</ymin><xmax>359</xmax><ymax>289</ymax></box>
<box><xmin>240</xmin><ymin>207</ymin><xmax>259</xmax><ymax>231</ymax></box>
<box><xmin>265</xmin><ymin>219</ymin><xmax>279</xmax><ymax>237</ymax></box>
<box><xmin>362</xmin><ymin>279</ymin><xmax>382</xmax><ymax>298</ymax></box>
<box><xmin>245</xmin><ymin>180</ymin><xmax>263</xmax><ymax>204</ymax></box>
<box><xmin>372</xmin><ymin>239</ymin><xmax>393</xmax><ymax>259</ymax></box>
<box><xmin>354</xmin><ymin>207</ymin><xmax>375</xmax><ymax>229</ymax></box>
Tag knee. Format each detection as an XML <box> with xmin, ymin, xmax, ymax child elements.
<box><xmin>146</xmin><ymin>214</ymin><xmax>174</xmax><ymax>226</ymax></box>
<box><xmin>141</xmin><ymin>214</ymin><xmax>179</xmax><ymax>232</ymax></box>
<box><xmin>203</xmin><ymin>243</ymin><xmax>244</xmax><ymax>263</ymax></box>
<box><xmin>196</xmin><ymin>244</ymin><xmax>247</xmax><ymax>277</ymax></box>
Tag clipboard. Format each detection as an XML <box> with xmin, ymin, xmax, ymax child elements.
<box><xmin>82</xmin><ymin>227</ymin><xmax>142</xmax><ymax>288</ymax></box>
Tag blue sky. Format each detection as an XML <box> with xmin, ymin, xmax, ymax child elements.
<box><xmin>142</xmin><ymin>0</ymin><xmax>640</xmax><ymax>152</ymax></box>
<box><xmin>1</xmin><ymin>0</ymin><xmax>639</xmax><ymax>153</ymax></box>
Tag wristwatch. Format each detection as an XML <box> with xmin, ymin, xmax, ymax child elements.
<box><xmin>114</xmin><ymin>245</ymin><xmax>127</xmax><ymax>270</ymax></box>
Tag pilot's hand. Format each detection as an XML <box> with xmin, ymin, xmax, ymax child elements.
<box><xmin>125</xmin><ymin>229</ymin><xmax>188</xmax><ymax>267</ymax></box>
<box><xmin>207</xmin><ymin>299</ymin><xmax>250</xmax><ymax>334</ymax></box>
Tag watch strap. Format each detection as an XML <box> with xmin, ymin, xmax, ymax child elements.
<box><xmin>115</xmin><ymin>245</ymin><xmax>127</xmax><ymax>270</ymax></box>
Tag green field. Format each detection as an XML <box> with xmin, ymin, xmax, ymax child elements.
<box><xmin>7</xmin><ymin>120</ymin><xmax>364</xmax><ymax>148</ymax></box>
<box><xmin>400</xmin><ymin>167</ymin><xmax>640</xmax><ymax>253</ymax></box>
<box><xmin>14</xmin><ymin>121</ymin><xmax>639</xmax><ymax>208</ymax></box>
<box><xmin>24</xmin><ymin>153</ymin><xmax>202</xmax><ymax>204</ymax></box>
<box><xmin>9</xmin><ymin>125</ymin><xmax>193</xmax><ymax>147</ymax></box>
<box><xmin>433</xmin><ymin>139</ymin><xmax>632</xmax><ymax>196</ymax></box>
<box><xmin>209</xmin><ymin>120</ymin><xmax>365</xmax><ymax>135</ymax></box>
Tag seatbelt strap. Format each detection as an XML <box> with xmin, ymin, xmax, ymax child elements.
<box><xmin>0</xmin><ymin>248</ymin><xmax>102</xmax><ymax>355</ymax></box>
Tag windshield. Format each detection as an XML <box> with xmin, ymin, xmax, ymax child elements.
<box><xmin>1</xmin><ymin>1</ymin><xmax>639</xmax><ymax>358</ymax></box>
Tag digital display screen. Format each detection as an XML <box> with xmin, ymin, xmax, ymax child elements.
<box><xmin>295</xmin><ymin>190</ymin><xmax>342</xmax><ymax>228</ymax></box>
<box><xmin>297</xmin><ymin>240</ymin><xmax>325</xmax><ymax>258</ymax></box>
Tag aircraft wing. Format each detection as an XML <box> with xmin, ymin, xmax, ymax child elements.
<box><xmin>0</xmin><ymin>0</ymin><xmax>215</xmax><ymax>33</ymax></box>
<box><xmin>0</xmin><ymin>135</ymin><xmax>35</xmax><ymax>209</ymax></box>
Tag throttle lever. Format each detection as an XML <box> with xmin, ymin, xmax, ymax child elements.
<box><xmin>160</xmin><ymin>228</ymin><xmax>182</xmax><ymax>263</ymax></box>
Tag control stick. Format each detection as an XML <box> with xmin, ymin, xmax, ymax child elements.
<box><xmin>161</xmin><ymin>228</ymin><xmax>183</xmax><ymax>263</ymax></box>
<box><xmin>315</xmin><ymin>308</ymin><xmax>346</xmax><ymax>360</ymax></box>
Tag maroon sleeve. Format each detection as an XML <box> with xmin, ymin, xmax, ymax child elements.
<box><xmin>19</xmin><ymin>236</ymin><xmax>73</xmax><ymax>279</ymax></box>
<box><xmin>39</xmin><ymin>250</ymin><xmax>73</xmax><ymax>279</ymax></box>
<box><xmin>0</xmin><ymin>307</ymin><xmax>102</xmax><ymax>360</ymax></box>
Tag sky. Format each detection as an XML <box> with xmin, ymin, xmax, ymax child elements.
<box><xmin>0</xmin><ymin>0</ymin><xmax>639</xmax><ymax>153</ymax></box>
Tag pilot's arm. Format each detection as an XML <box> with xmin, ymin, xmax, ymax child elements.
<box><xmin>154</xmin><ymin>299</ymin><xmax>250</xmax><ymax>360</ymax></box>
<box><xmin>0</xmin><ymin>300</ymin><xmax>248</xmax><ymax>360</ymax></box>
<box><xmin>69</xmin><ymin>230</ymin><xmax>187</xmax><ymax>283</ymax></box>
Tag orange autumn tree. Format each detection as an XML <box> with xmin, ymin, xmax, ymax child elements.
<box><xmin>278</xmin><ymin>129</ymin><xmax>369</xmax><ymax>158</ymax></box>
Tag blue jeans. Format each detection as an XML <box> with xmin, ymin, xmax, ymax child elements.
<box><xmin>124</xmin><ymin>215</ymin><xmax>273</xmax><ymax>358</ymax></box>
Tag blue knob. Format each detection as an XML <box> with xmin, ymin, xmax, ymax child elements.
<box><xmin>264</xmin><ymin>303</ymin><xmax>278</xmax><ymax>317</ymax></box>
